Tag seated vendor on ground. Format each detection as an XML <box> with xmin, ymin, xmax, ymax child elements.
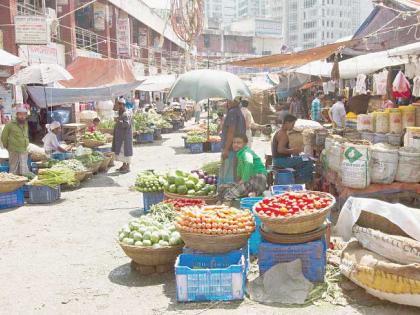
<box><xmin>271</xmin><ymin>114</ymin><xmax>313</xmax><ymax>184</ymax></box>
<box><xmin>42</xmin><ymin>121</ymin><xmax>68</xmax><ymax>155</ymax></box>
<box><xmin>87</xmin><ymin>117</ymin><xmax>100</xmax><ymax>133</ymax></box>
<box><xmin>219</xmin><ymin>134</ymin><xmax>267</xmax><ymax>204</ymax></box>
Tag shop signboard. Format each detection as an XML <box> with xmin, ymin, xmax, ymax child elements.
<box><xmin>18</xmin><ymin>43</ymin><xmax>65</xmax><ymax>67</ymax></box>
<box><xmin>14</xmin><ymin>16</ymin><xmax>49</xmax><ymax>45</ymax></box>
<box><xmin>116</xmin><ymin>18</ymin><xmax>131</xmax><ymax>57</ymax></box>
<box><xmin>93</xmin><ymin>2</ymin><xmax>106</xmax><ymax>31</ymax></box>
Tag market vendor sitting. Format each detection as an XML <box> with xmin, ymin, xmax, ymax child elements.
<box><xmin>42</xmin><ymin>121</ymin><xmax>68</xmax><ymax>155</ymax></box>
<box><xmin>219</xmin><ymin>134</ymin><xmax>267</xmax><ymax>204</ymax></box>
<box><xmin>271</xmin><ymin>114</ymin><xmax>313</xmax><ymax>184</ymax></box>
<box><xmin>87</xmin><ymin>117</ymin><xmax>100</xmax><ymax>133</ymax></box>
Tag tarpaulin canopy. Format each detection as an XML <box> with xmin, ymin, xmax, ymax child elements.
<box><xmin>26</xmin><ymin>81</ymin><xmax>142</xmax><ymax>108</ymax></box>
<box><xmin>230</xmin><ymin>40</ymin><xmax>357</xmax><ymax>68</ymax></box>
<box><xmin>288</xmin><ymin>41</ymin><xmax>420</xmax><ymax>79</ymax></box>
<box><xmin>341</xmin><ymin>0</ymin><xmax>420</xmax><ymax>58</ymax></box>
<box><xmin>0</xmin><ymin>49</ymin><xmax>22</xmax><ymax>66</ymax></box>
<box><xmin>60</xmin><ymin>57</ymin><xmax>136</xmax><ymax>88</ymax></box>
<box><xmin>135</xmin><ymin>74</ymin><xmax>177</xmax><ymax>92</ymax></box>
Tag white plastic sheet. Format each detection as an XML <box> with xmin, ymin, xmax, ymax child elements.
<box><xmin>335</xmin><ymin>197</ymin><xmax>420</xmax><ymax>241</ymax></box>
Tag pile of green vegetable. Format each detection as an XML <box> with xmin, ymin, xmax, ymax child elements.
<box><xmin>186</xmin><ymin>134</ymin><xmax>206</xmax><ymax>144</ymax></box>
<box><xmin>51</xmin><ymin>159</ymin><xmax>87</xmax><ymax>172</ymax></box>
<box><xmin>135</xmin><ymin>170</ymin><xmax>166</xmax><ymax>193</ymax></box>
<box><xmin>149</xmin><ymin>202</ymin><xmax>177</xmax><ymax>223</ymax></box>
<box><xmin>98</xmin><ymin>119</ymin><xmax>115</xmax><ymax>129</ymax></box>
<box><xmin>201</xmin><ymin>161</ymin><xmax>221</xmax><ymax>175</ymax></box>
<box><xmin>83</xmin><ymin>131</ymin><xmax>106</xmax><ymax>142</ymax></box>
<box><xmin>132</xmin><ymin>112</ymin><xmax>154</xmax><ymax>134</ymax></box>
<box><xmin>30</xmin><ymin>168</ymin><xmax>77</xmax><ymax>187</ymax></box>
<box><xmin>76</xmin><ymin>151</ymin><xmax>104</xmax><ymax>167</ymax></box>
<box><xmin>118</xmin><ymin>215</ymin><xmax>182</xmax><ymax>247</ymax></box>
<box><xmin>164</xmin><ymin>170</ymin><xmax>216</xmax><ymax>196</ymax></box>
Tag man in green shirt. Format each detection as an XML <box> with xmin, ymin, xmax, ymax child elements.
<box><xmin>219</xmin><ymin>134</ymin><xmax>267</xmax><ymax>203</ymax></box>
<box><xmin>1</xmin><ymin>105</ymin><xmax>30</xmax><ymax>175</ymax></box>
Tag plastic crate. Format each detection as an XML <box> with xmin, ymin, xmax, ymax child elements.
<box><xmin>210</xmin><ymin>142</ymin><xmax>222</xmax><ymax>152</ymax></box>
<box><xmin>22</xmin><ymin>185</ymin><xmax>30</xmax><ymax>198</ymax></box>
<box><xmin>240</xmin><ymin>197</ymin><xmax>263</xmax><ymax>255</ymax></box>
<box><xmin>0</xmin><ymin>165</ymin><xmax>9</xmax><ymax>173</ymax></box>
<box><xmin>175</xmin><ymin>252</ymin><xmax>246</xmax><ymax>302</ymax></box>
<box><xmin>271</xmin><ymin>184</ymin><xmax>306</xmax><ymax>195</ymax></box>
<box><xmin>183</xmin><ymin>137</ymin><xmax>190</xmax><ymax>149</ymax></box>
<box><xmin>172</xmin><ymin>120</ymin><xmax>183</xmax><ymax>130</ymax></box>
<box><xmin>161</xmin><ymin>127</ymin><xmax>173</xmax><ymax>134</ymax></box>
<box><xmin>154</xmin><ymin>128</ymin><xmax>162</xmax><ymax>140</ymax></box>
<box><xmin>0</xmin><ymin>188</ymin><xmax>25</xmax><ymax>210</ymax></box>
<box><xmin>28</xmin><ymin>185</ymin><xmax>61</xmax><ymax>204</ymax></box>
<box><xmin>274</xmin><ymin>169</ymin><xmax>295</xmax><ymax>185</ymax></box>
<box><xmin>258</xmin><ymin>238</ymin><xmax>327</xmax><ymax>282</ymax></box>
<box><xmin>189</xmin><ymin>143</ymin><xmax>203</xmax><ymax>154</ymax></box>
<box><xmin>92</xmin><ymin>144</ymin><xmax>112</xmax><ymax>154</ymax></box>
<box><xmin>142</xmin><ymin>192</ymin><xmax>164</xmax><ymax>212</ymax></box>
<box><xmin>136</xmin><ymin>132</ymin><xmax>154</xmax><ymax>143</ymax></box>
<box><xmin>182</xmin><ymin>245</ymin><xmax>250</xmax><ymax>272</ymax></box>
<box><xmin>51</xmin><ymin>152</ymin><xmax>74</xmax><ymax>161</ymax></box>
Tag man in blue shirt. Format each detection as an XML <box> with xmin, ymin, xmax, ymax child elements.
<box><xmin>311</xmin><ymin>92</ymin><xmax>323</xmax><ymax>122</ymax></box>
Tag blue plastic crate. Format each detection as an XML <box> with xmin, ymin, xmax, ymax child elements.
<box><xmin>183</xmin><ymin>137</ymin><xmax>190</xmax><ymax>149</ymax></box>
<box><xmin>258</xmin><ymin>238</ymin><xmax>327</xmax><ymax>282</ymax></box>
<box><xmin>142</xmin><ymin>192</ymin><xmax>164</xmax><ymax>212</ymax></box>
<box><xmin>189</xmin><ymin>143</ymin><xmax>203</xmax><ymax>154</ymax></box>
<box><xmin>0</xmin><ymin>165</ymin><xmax>9</xmax><ymax>173</ymax></box>
<box><xmin>28</xmin><ymin>185</ymin><xmax>61</xmax><ymax>204</ymax></box>
<box><xmin>271</xmin><ymin>184</ymin><xmax>306</xmax><ymax>195</ymax></box>
<box><xmin>172</xmin><ymin>120</ymin><xmax>183</xmax><ymax>130</ymax></box>
<box><xmin>182</xmin><ymin>245</ymin><xmax>250</xmax><ymax>272</ymax></box>
<box><xmin>175</xmin><ymin>252</ymin><xmax>246</xmax><ymax>302</ymax></box>
<box><xmin>0</xmin><ymin>188</ymin><xmax>25</xmax><ymax>210</ymax></box>
<box><xmin>92</xmin><ymin>144</ymin><xmax>112</xmax><ymax>154</ymax></box>
<box><xmin>51</xmin><ymin>152</ymin><xmax>74</xmax><ymax>161</ymax></box>
<box><xmin>210</xmin><ymin>142</ymin><xmax>222</xmax><ymax>152</ymax></box>
<box><xmin>274</xmin><ymin>169</ymin><xmax>295</xmax><ymax>185</ymax></box>
<box><xmin>240</xmin><ymin>197</ymin><xmax>263</xmax><ymax>255</ymax></box>
<box><xmin>136</xmin><ymin>132</ymin><xmax>154</xmax><ymax>143</ymax></box>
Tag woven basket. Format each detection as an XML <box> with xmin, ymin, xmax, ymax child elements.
<box><xmin>99</xmin><ymin>157</ymin><xmax>112</xmax><ymax>172</ymax></box>
<box><xmin>260</xmin><ymin>221</ymin><xmax>328</xmax><ymax>244</ymax></box>
<box><xmin>82</xmin><ymin>139</ymin><xmax>106</xmax><ymax>148</ymax></box>
<box><xmin>74</xmin><ymin>171</ymin><xmax>87</xmax><ymax>182</ymax></box>
<box><xmin>253</xmin><ymin>192</ymin><xmax>335</xmax><ymax>235</ymax></box>
<box><xmin>0</xmin><ymin>179</ymin><xmax>27</xmax><ymax>193</ymax></box>
<box><xmin>104</xmin><ymin>152</ymin><xmax>115</xmax><ymax>166</ymax></box>
<box><xmin>164</xmin><ymin>191</ymin><xmax>218</xmax><ymax>205</ymax></box>
<box><xmin>178</xmin><ymin>230</ymin><xmax>251</xmax><ymax>253</ymax></box>
<box><xmin>88</xmin><ymin>161</ymin><xmax>103</xmax><ymax>173</ymax></box>
<box><xmin>118</xmin><ymin>242</ymin><xmax>183</xmax><ymax>266</ymax></box>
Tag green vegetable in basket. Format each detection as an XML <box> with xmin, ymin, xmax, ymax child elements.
<box><xmin>134</xmin><ymin>170</ymin><xmax>166</xmax><ymax>193</ymax></box>
<box><xmin>30</xmin><ymin>168</ymin><xmax>77</xmax><ymax>187</ymax></box>
<box><xmin>98</xmin><ymin>119</ymin><xmax>115</xmax><ymax>129</ymax></box>
<box><xmin>83</xmin><ymin>131</ymin><xmax>106</xmax><ymax>142</ymax></box>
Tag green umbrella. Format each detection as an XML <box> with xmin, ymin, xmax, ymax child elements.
<box><xmin>168</xmin><ymin>69</ymin><xmax>251</xmax><ymax>102</ymax></box>
<box><xmin>168</xmin><ymin>69</ymin><xmax>251</xmax><ymax>139</ymax></box>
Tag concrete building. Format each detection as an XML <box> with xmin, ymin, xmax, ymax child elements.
<box><xmin>0</xmin><ymin>0</ymin><xmax>186</xmax><ymax>80</ymax></box>
<box><xmin>237</xmin><ymin>0</ymin><xmax>267</xmax><ymax>18</ymax></box>
<box><xmin>268</xmin><ymin>0</ymin><xmax>373</xmax><ymax>50</ymax></box>
<box><xmin>204</xmin><ymin>0</ymin><xmax>237</xmax><ymax>25</ymax></box>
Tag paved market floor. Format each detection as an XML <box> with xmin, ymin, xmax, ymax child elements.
<box><xmin>0</xmin><ymin>122</ymin><xmax>418</xmax><ymax>315</ymax></box>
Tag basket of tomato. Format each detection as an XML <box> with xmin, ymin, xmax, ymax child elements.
<box><xmin>175</xmin><ymin>206</ymin><xmax>255</xmax><ymax>253</ymax></box>
<box><xmin>253</xmin><ymin>191</ymin><xmax>335</xmax><ymax>235</ymax></box>
<box><xmin>163</xmin><ymin>198</ymin><xmax>206</xmax><ymax>211</ymax></box>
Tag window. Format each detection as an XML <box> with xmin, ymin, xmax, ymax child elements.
<box><xmin>327</xmin><ymin>21</ymin><xmax>329</xmax><ymax>27</ymax></box>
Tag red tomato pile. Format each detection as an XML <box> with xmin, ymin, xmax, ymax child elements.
<box><xmin>164</xmin><ymin>198</ymin><xmax>205</xmax><ymax>211</ymax></box>
<box><xmin>255</xmin><ymin>192</ymin><xmax>333</xmax><ymax>218</ymax></box>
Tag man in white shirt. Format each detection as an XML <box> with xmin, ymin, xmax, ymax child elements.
<box><xmin>155</xmin><ymin>97</ymin><xmax>165</xmax><ymax>112</ymax></box>
<box><xmin>328</xmin><ymin>95</ymin><xmax>347</xmax><ymax>128</ymax></box>
<box><xmin>42</xmin><ymin>121</ymin><xmax>68</xmax><ymax>155</ymax></box>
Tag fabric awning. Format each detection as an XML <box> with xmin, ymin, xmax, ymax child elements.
<box><xmin>27</xmin><ymin>81</ymin><xmax>143</xmax><ymax>108</ymax></box>
<box><xmin>135</xmin><ymin>74</ymin><xmax>177</xmax><ymax>92</ymax></box>
<box><xmin>0</xmin><ymin>49</ymin><xmax>22</xmax><ymax>66</ymax></box>
<box><xmin>230</xmin><ymin>40</ymin><xmax>357</xmax><ymax>68</ymax></box>
<box><xmin>60</xmin><ymin>57</ymin><xmax>136</xmax><ymax>88</ymax></box>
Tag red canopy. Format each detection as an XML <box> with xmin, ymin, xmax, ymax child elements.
<box><xmin>60</xmin><ymin>57</ymin><xmax>136</xmax><ymax>88</ymax></box>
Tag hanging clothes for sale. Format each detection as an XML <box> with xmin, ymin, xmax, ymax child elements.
<box><xmin>405</xmin><ymin>62</ymin><xmax>417</xmax><ymax>79</ymax></box>
<box><xmin>322</xmin><ymin>81</ymin><xmax>335</xmax><ymax>94</ymax></box>
<box><xmin>373</xmin><ymin>69</ymin><xmax>388</xmax><ymax>96</ymax></box>
<box><xmin>392</xmin><ymin>70</ymin><xmax>411</xmax><ymax>99</ymax></box>
<box><xmin>355</xmin><ymin>74</ymin><xmax>367</xmax><ymax>94</ymax></box>
<box><xmin>412</xmin><ymin>75</ymin><xmax>420</xmax><ymax>97</ymax></box>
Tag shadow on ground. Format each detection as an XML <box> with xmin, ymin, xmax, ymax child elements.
<box><xmin>108</xmin><ymin>263</ymin><xmax>173</xmax><ymax>288</ymax></box>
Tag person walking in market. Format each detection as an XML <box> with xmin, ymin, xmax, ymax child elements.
<box><xmin>272</xmin><ymin>114</ymin><xmax>314</xmax><ymax>184</ymax></box>
<box><xmin>240</xmin><ymin>99</ymin><xmax>263</xmax><ymax>148</ymax></box>
<box><xmin>329</xmin><ymin>95</ymin><xmax>347</xmax><ymax>128</ymax></box>
<box><xmin>311</xmin><ymin>91</ymin><xmax>323</xmax><ymax>122</ymax></box>
<box><xmin>1</xmin><ymin>105</ymin><xmax>31</xmax><ymax>175</ymax></box>
<box><xmin>218</xmin><ymin>98</ymin><xmax>246</xmax><ymax>195</ymax></box>
<box><xmin>220</xmin><ymin>134</ymin><xmax>267</xmax><ymax>204</ymax></box>
<box><xmin>289</xmin><ymin>93</ymin><xmax>306</xmax><ymax>119</ymax></box>
<box><xmin>112</xmin><ymin>98</ymin><xmax>133</xmax><ymax>174</ymax></box>
<box><xmin>193</xmin><ymin>101</ymin><xmax>202</xmax><ymax>124</ymax></box>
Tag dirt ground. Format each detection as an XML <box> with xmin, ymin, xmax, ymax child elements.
<box><xmin>0</xmin><ymin>120</ymin><xmax>418</xmax><ymax>315</ymax></box>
